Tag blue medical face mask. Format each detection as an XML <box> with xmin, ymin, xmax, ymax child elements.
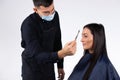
<box><xmin>41</xmin><ymin>12</ymin><xmax>55</xmax><ymax>21</ymax></box>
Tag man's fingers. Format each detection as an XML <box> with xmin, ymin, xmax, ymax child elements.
<box><xmin>69</xmin><ymin>40</ymin><xmax>76</xmax><ymax>47</ymax></box>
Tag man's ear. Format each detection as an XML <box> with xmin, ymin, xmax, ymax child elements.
<box><xmin>33</xmin><ymin>7</ymin><xmax>37</xmax><ymax>13</ymax></box>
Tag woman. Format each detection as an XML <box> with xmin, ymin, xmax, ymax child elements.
<box><xmin>68</xmin><ymin>23</ymin><xmax>120</xmax><ymax>80</ymax></box>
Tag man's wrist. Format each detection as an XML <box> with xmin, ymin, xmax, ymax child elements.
<box><xmin>58</xmin><ymin>50</ymin><xmax>66</xmax><ymax>58</ymax></box>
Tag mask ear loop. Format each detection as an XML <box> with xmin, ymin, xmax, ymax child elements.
<box><xmin>75</xmin><ymin>30</ymin><xmax>80</xmax><ymax>40</ymax></box>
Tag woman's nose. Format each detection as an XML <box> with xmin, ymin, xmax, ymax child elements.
<box><xmin>81</xmin><ymin>38</ymin><xmax>83</xmax><ymax>42</ymax></box>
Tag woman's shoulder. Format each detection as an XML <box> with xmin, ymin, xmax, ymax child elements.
<box><xmin>98</xmin><ymin>54</ymin><xmax>111</xmax><ymax>65</ymax></box>
<box><xmin>94</xmin><ymin>54</ymin><xmax>113</xmax><ymax>71</ymax></box>
<box><xmin>99</xmin><ymin>54</ymin><xmax>120</xmax><ymax>79</ymax></box>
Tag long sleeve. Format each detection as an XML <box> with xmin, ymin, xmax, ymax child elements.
<box><xmin>21</xmin><ymin>18</ymin><xmax>60</xmax><ymax>64</ymax></box>
<box><xmin>53</xmin><ymin>17</ymin><xmax>64</xmax><ymax>68</ymax></box>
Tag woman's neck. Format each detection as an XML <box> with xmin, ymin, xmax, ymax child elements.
<box><xmin>88</xmin><ymin>49</ymin><xmax>94</xmax><ymax>54</ymax></box>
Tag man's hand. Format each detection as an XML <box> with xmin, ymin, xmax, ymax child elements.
<box><xmin>58</xmin><ymin>68</ymin><xmax>65</xmax><ymax>80</ymax></box>
<box><xmin>58</xmin><ymin>40</ymin><xmax>76</xmax><ymax>58</ymax></box>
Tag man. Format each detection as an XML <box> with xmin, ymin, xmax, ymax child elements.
<box><xmin>21</xmin><ymin>0</ymin><xmax>76</xmax><ymax>80</ymax></box>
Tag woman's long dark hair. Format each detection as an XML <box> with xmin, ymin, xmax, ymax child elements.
<box><xmin>83</xmin><ymin>23</ymin><xmax>108</xmax><ymax>80</ymax></box>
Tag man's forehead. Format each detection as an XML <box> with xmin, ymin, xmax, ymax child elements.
<box><xmin>39</xmin><ymin>3</ymin><xmax>54</xmax><ymax>11</ymax></box>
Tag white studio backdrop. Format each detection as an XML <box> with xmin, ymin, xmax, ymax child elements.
<box><xmin>0</xmin><ymin>0</ymin><xmax>120</xmax><ymax>80</ymax></box>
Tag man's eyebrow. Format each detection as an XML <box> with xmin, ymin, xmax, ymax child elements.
<box><xmin>43</xmin><ymin>7</ymin><xmax>54</xmax><ymax>13</ymax></box>
<box><xmin>43</xmin><ymin>11</ymin><xmax>50</xmax><ymax>13</ymax></box>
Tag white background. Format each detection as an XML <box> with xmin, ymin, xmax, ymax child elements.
<box><xmin>0</xmin><ymin>0</ymin><xmax>120</xmax><ymax>80</ymax></box>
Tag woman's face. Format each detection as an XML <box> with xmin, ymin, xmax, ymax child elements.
<box><xmin>81</xmin><ymin>27</ymin><xmax>94</xmax><ymax>53</ymax></box>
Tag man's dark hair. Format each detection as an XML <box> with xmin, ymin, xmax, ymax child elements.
<box><xmin>33</xmin><ymin>0</ymin><xmax>53</xmax><ymax>7</ymax></box>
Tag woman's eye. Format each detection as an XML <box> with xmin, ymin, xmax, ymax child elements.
<box><xmin>84</xmin><ymin>35</ymin><xmax>88</xmax><ymax>38</ymax></box>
